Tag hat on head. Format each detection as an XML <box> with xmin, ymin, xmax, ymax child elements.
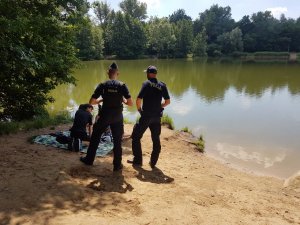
<box><xmin>109</xmin><ymin>62</ymin><xmax>118</xmax><ymax>70</ymax></box>
<box><xmin>144</xmin><ymin>65</ymin><xmax>157</xmax><ymax>74</ymax></box>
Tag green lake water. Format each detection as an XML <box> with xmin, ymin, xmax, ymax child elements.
<box><xmin>47</xmin><ymin>59</ymin><xmax>300</xmax><ymax>179</ymax></box>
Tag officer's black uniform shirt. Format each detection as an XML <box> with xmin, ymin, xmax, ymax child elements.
<box><xmin>138</xmin><ymin>78</ymin><xmax>170</xmax><ymax>117</ymax></box>
<box><xmin>92</xmin><ymin>80</ymin><xmax>131</xmax><ymax>114</ymax></box>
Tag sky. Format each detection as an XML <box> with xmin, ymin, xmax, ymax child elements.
<box><xmin>88</xmin><ymin>0</ymin><xmax>300</xmax><ymax>21</ymax></box>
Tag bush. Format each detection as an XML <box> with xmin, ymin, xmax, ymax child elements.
<box><xmin>161</xmin><ymin>114</ymin><xmax>174</xmax><ymax>130</ymax></box>
<box><xmin>181</xmin><ymin>126</ymin><xmax>192</xmax><ymax>134</ymax></box>
<box><xmin>0</xmin><ymin>111</ymin><xmax>72</xmax><ymax>136</ymax></box>
<box><xmin>194</xmin><ymin>135</ymin><xmax>205</xmax><ymax>152</ymax></box>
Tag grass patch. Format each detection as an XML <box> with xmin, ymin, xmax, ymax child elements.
<box><xmin>194</xmin><ymin>135</ymin><xmax>205</xmax><ymax>153</ymax></box>
<box><xmin>161</xmin><ymin>114</ymin><xmax>174</xmax><ymax>130</ymax></box>
<box><xmin>134</xmin><ymin>114</ymin><xmax>175</xmax><ymax>130</ymax></box>
<box><xmin>181</xmin><ymin>126</ymin><xmax>192</xmax><ymax>134</ymax></box>
<box><xmin>123</xmin><ymin>117</ymin><xmax>133</xmax><ymax>124</ymax></box>
<box><xmin>0</xmin><ymin>111</ymin><xmax>72</xmax><ymax>136</ymax></box>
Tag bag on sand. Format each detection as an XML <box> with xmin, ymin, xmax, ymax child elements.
<box><xmin>53</xmin><ymin>132</ymin><xmax>72</xmax><ymax>144</ymax></box>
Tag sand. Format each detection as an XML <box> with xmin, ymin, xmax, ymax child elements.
<box><xmin>0</xmin><ymin>124</ymin><xmax>299</xmax><ymax>225</ymax></box>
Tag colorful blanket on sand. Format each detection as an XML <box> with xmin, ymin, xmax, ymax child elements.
<box><xmin>33</xmin><ymin>131</ymin><xmax>113</xmax><ymax>157</ymax></box>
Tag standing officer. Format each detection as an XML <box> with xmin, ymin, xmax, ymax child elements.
<box><xmin>80</xmin><ymin>62</ymin><xmax>133</xmax><ymax>171</ymax></box>
<box><xmin>128</xmin><ymin>65</ymin><xmax>170</xmax><ymax>168</ymax></box>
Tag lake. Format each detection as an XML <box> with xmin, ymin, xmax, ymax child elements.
<box><xmin>47</xmin><ymin>59</ymin><xmax>300</xmax><ymax>179</ymax></box>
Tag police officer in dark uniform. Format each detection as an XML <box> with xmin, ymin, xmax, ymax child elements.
<box><xmin>128</xmin><ymin>65</ymin><xmax>170</xmax><ymax>168</ymax></box>
<box><xmin>80</xmin><ymin>62</ymin><xmax>133</xmax><ymax>171</ymax></box>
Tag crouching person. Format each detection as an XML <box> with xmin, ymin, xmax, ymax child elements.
<box><xmin>69</xmin><ymin>104</ymin><xmax>93</xmax><ymax>151</ymax></box>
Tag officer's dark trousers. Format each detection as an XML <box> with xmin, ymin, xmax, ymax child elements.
<box><xmin>85</xmin><ymin>112</ymin><xmax>123</xmax><ymax>168</ymax></box>
<box><xmin>131</xmin><ymin>116</ymin><xmax>161</xmax><ymax>165</ymax></box>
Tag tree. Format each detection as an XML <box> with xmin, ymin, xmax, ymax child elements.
<box><xmin>106</xmin><ymin>12</ymin><xmax>146</xmax><ymax>58</ymax></box>
<box><xmin>194</xmin><ymin>4</ymin><xmax>235</xmax><ymax>44</ymax></box>
<box><xmin>147</xmin><ymin>17</ymin><xmax>176</xmax><ymax>58</ymax></box>
<box><xmin>75</xmin><ymin>17</ymin><xmax>104</xmax><ymax>60</ymax></box>
<box><xmin>193</xmin><ymin>28</ymin><xmax>208</xmax><ymax>57</ymax></box>
<box><xmin>169</xmin><ymin>9</ymin><xmax>192</xmax><ymax>23</ymax></box>
<box><xmin>119</xmin><ymin>0</ymin><xmax>147</xmax><ymax>21</ymax></box>
<box><xmin>248</xmin><ymin>11</ymin><xmax>277</xmax><ymax>51</ymax></box>
<box><xmin>93</xmin><ymin>1</ymin><xmax>111</xmax><ymax>29</ymax></box>
<box><xmin>173</xmin><ymin>19</ymin><xmax>194</xmax><ymax>57</ymax></box>
<box><xmin>217</xmin><ymin>27</ymin><xmax>243</xmax><ymax>54</ymax></box>
<box><xmin>0</xmin><ymin>0</ymin><xmax>87</xmax><ymax>120</ymax></box>
<box><xmin>91</xmin><ymin>25</ymin><xmax>104</xmax><ymax>59</ymax></box>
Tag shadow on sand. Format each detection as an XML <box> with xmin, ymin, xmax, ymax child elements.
<box><xmin>132</xmin><ymin>166</ymin><xmax>174</xmax><ymax>184</ymax></box>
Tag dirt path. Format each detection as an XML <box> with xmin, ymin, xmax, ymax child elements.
<box><xmin>0</xmin><ymin>124</ymin><xmax>299</xmax><ymax>225</ymax></box>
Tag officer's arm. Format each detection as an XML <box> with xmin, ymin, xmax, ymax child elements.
<box><xmin>123</xmin><ymin>97</ymin><xmax>133</xmax><ymax>106</ymax></box>
<box><xmin>136</xmin><ymin>98</ymin><xmax>142</xmax><ymax>111</ymax></box>
<box><xmin>89</xmin><ymin>97</ymin><xmax>102</xmax><ymax>105</ymax></box>
<box><xmin>161</xmin><ymin>99</ymin><xmax>170</xmax><ymax>108</ymax></box>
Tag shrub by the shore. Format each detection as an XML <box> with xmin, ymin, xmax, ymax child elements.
<box><xmin>0</xmin><ymin>111</ymin><xmax>72</xmax><ymax>135</ymax></box>
<box><xmin>161</xmin><ymin>114</ymin><xmax>174</xmax><ymax>130</ymax></box>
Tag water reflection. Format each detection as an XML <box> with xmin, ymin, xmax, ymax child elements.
<box><xmin>47</xmin><ymin>59</ymin><xmax>300</xmax><ymax>178</ymax></box>
<box><xmin>216</xmin><ymin>142</ymin><xmax>286</xmax><ymax>169</ymax></box>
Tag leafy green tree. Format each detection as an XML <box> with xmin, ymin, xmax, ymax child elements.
<box><xmin>147</xmin><ymin>17</ymin><xmax>176</xmax><ymax>58</ymax></box>
<box><xmin>237</xmin><ymin>15</ymin><xmax>256</xmax><ymax>52</ymax></box>
<box><xmin>91</xmin><ymin>25</ymin><xmax>104</xmax><ymax>59</ymax></box>
<box><xmin>193</xmin><ymin>28</ymin><xmax>208</xmax><ymax>57</ymax></box>
<box><xmin>75</xmin><ymin>18</ymin><xmax>104</xmax><ymax>60</ymax></box>
<box><xmin>169</xmin><ymin>9</ymin><xmax>192</xmax><ymax>23</ymax></box>
<box><xmin>194</xmin><ymin>4</ymin><xmax>235</xmax><ymax>44</ymax></box>
<box><xmin>217</xmin><ymin>27</ymin><xmax>243</xmax><ymax>54</ymax></box>
<box><xmin>207</xmin><ymin>43</ymin><xmax>222</xmax><ymax>57</ymax></box>
<box><xmin>119</xmin><ymin>0</ymin><xmax>147</xmax><ymax>20</ymax></box>
<box><xmin>106</xmin><ymin>12</ymin><xmax>146</xmax><ymax>58</ymax></box>
<box><xmin>0</xmin><ymin>0</ymin><xmax>87</xmax><ymax>120</ymax></box>
<box><xmin>93</xmin><ymin>0</ymin><xmax>111</xmax><ymax>29</ymax></box>
<box><xmin>247</xmin><ymin>11</ymin><xmax>277</xmax><ymax>51</ymax></box>
<box><xmin>173</xmin><ymin>19</ymin><xmax>194</xmax><ymax>57</ymax></box>
<box><xmin>124</xmin><ymin>14</ymin><xmax>147</xmax><ymax>58</ymax></box>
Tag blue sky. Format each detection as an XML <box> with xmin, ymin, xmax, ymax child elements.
<box><xmin>89</xmin><ymin>0</ymin><xmax>300</xmax><ymax>21</ymax></box>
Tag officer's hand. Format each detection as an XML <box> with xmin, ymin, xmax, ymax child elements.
<box><xmin>138</xmin><ymin>108</ymin><xmax>143</xmax><ymax>116</ymax></box>
<box><xmin>160</xmin><ymin>108</ymin><xmax>164</xmax><ymax>117</ymax></box>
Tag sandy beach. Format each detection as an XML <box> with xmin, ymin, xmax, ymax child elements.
<box><xmin>0</xmin><ymin>123</ymin><xmax>299</xmax><ymax>225</ymax></box>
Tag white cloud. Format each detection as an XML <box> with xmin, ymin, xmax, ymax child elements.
<box><xmin>266</xmin><ymin>7</ymin><xmax>288</xmax><ymax>18</ymax></box>
<box><xmin>141</xmin><ymin>0</ymin><xmax>160</xmax><ymax>9</ymax></box>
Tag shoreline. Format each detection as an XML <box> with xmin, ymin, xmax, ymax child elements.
<box><xmin>0</xmin><ymin>123</ymin><xmax>299</xmax><ymax>224</ymax></box>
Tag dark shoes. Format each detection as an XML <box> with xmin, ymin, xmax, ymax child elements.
<box><xmin>127</xmin><ymin>159</ymin><xmax>142</xmax><ymax>167</ymax></box>
<box><xmin>113</xmin><ymin>164</ymin><xmax>123</xmax><ymax>172</ymax></box>
<box><xmin>80</xmin><ymin>157</ymin><xmax>93</xmax><ymax>166</ymax></box>
<box><xmin>149</xmin><ymin>161</ymin><xmax>156</xmax><ymax>169</ymax></box>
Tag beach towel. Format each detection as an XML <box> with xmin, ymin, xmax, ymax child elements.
<box><xmin>33</xmin><ymin>130</ymin><xmax>113</xmax><ymax>157</ymax></box>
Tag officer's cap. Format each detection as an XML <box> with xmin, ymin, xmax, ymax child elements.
<box><xmin>144</xmin><ymin>65</ymin><xmax>157</xmax><ymax>74</ymax></box>
<box><xmin>109</xmin><ymin>62</ymin><xmax>118</xmax><ymax>70</ymax></box>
